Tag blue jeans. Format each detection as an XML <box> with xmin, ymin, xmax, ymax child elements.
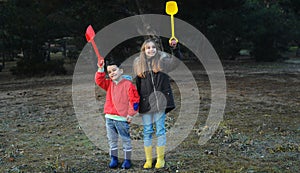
<box><xmin>106</xmin><ymin>118</ymin><xmax>132</xmax><ymax>153</ymax></box>
<box><xmin>142</xmin><ymin>111</ymin><xmax>166</xmax><ymax>147</ymax></box>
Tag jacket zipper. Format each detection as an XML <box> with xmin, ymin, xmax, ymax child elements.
<box><xmin>147</xmin><ymin>61</ymin><xmax>160</xmax><ymax>111</ymax></box>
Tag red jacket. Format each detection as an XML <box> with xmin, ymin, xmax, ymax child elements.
<box><xmin>95</xmin><ymin>72</ymin><xmax>140</xmax><ymax>117</ymax></box>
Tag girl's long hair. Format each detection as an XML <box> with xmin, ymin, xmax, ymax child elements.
<box><xmin>134</xmin><ymin>39</ymin><xmax>162</xmax><ymax>78</ymax></box>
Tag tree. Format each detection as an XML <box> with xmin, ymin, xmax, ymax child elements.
<box><xmin>1</xmin><ymin>0</ymin><xmax>300</xmax><ymax>73</ymax></box>
<box><xmin>243</xmin><ymin>0</ymin><xmax>296</xmax><ymax>61</ymax></box>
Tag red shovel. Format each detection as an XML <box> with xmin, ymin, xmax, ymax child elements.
<box><xmin>85</xmin><ymin>25</ymin><xmax>104</xmax><ymax>67</ymax></box>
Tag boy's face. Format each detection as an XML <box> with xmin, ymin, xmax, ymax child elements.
<box><xmin>145</xmin><ymin>42</ymin><xmax>157</xmax><ymax>58</ymax></box>
<box><xmin>107</xmin><ymin>65</ymin><xmax>123</xmax><ymax>81</ymax></box>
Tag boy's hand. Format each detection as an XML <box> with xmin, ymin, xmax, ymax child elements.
<box><xmin>97</xmin><ymin>59</ymin><xmax>104</xmax><ymax>68</ymax></box>
<box><xmin>126</xmin><ymin>115</ymin><xmax>133</xmax><ymax>124</ymax></box>
<box><xmin>97</xmin><ymin>60</ymin><xmax>105</xmax><ymax>72</ymax></box>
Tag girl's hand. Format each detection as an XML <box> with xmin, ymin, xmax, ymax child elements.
<box><xmin>169</xmin><ymin>39</ymin><xmax>177</xmax><ymax>48</ymax></box>
<box><xmin>126</xmin><ymin>115</ymin><xmax>133</xmax><ymax>124</ymax></box>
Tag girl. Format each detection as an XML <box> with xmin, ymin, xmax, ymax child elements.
<box><xmin>133</xmin><ymin>39</ymin><xmax>182</xmax><ymax>169</ymax></box>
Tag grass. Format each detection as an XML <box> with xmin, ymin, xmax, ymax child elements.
<box><xmin>0</xmin><ymin>60</ymin><xmax>299</xmax><ymax>172</ymax></box>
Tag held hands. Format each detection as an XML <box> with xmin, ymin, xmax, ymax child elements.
<box><xmin>126</xmin><ymin>115</ymin><xmax>133</xmax><ymax>124</ymax></box>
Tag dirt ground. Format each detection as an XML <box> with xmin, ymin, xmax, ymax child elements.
<box><xmin>0</xmin><ymin>59</ymin><xmax>299</xmax><ymax>173</ymax></box>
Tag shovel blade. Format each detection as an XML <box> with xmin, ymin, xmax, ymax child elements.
<box><xmin>85</xmin><ymin>25</ymin><xmax>95</xmax><ymax>42</ymax></box>
<box><xmin>166</xmin><ymin>1</ymin><xmax>178</xmax><ymax>15</ymax></box>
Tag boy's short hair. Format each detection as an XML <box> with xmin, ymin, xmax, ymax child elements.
<box><xmin>105</xmin><ymin>57</ymin><xmax>121</xmax><ymax>68</ymax></box>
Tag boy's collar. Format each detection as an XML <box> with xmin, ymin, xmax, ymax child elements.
<box><xmin>112</xmin><ymin>75</ymin><xmax>132</xmax><ymax>84</ymax></box>
<box><xmin>112</xmin><ymin>77</ymin><xmax>123</xmax><ymax>84</ymax></box>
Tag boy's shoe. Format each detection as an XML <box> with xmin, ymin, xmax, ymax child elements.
<box><xmin>109</xmin><ymin>149</ymin><xmax>118</xmax><ymax>168</ymax></box>
<box><xmin>121</xmin><ymin>150</ymin><xmax>132</xmax><ymax>169</ymax></box>
<box><xmin>121</xmin><ymin>159</ymin><xmax>131</xmax><ymax>169</ymax></box>
<box><xmin>109</xmin><ymin>155</ymin><xmax>118</xmax><ymax>168</ymax></box>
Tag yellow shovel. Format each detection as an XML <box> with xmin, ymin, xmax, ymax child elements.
<box><xmin>166</xmin><ymin>1</ymin><xmax>178</xmax><ymax>45</ymax></box>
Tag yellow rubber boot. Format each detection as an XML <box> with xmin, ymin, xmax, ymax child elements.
<box><xmin>155</xmin><ymin>146</ymin><xmax>165</xmax><ymax>168</ymax></box>
<box><xmin>143</xmin><ymin>146</ymin><xmax>152</xmax><ymax>169</ymax></box>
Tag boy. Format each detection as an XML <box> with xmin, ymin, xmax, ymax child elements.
<box><xmin>95</xmin><ymin>59</ymin><xmax>139</xmax><ymax>169</ymax></box>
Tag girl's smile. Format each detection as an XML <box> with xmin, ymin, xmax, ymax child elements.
<box><xmin>145</xmin><ymin>42</ymin><xmax>157</xmax><ymax>58</ymax></box>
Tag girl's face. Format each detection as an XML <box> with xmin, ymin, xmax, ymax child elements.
<box><xmin>107</xmin><ymin>65</ymin><xmax>123</xmax><ymax>81</ymax></box>
<box><xmin>144</xmin><ymin>42</ymin><xmax>157</xmax><ymax>58</ymax></box>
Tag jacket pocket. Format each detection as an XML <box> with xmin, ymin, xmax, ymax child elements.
<box><xmin>161</xmin><ymin>89</ymin><xmax>175</xmax><ymax>113</ymax></box>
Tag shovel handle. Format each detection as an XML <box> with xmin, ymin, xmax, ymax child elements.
<box><xmin>90</xmin><ymin>39</ymin><xmax>104</xmax><ymax>67</ymax></box>
<box><xmin>169</xmin><ymin>15</ymin><xmax>178</xmax><ymax>44</ymax></box>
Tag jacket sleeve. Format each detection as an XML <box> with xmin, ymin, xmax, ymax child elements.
<box><xmin>95</xmin><ymin>71</ymin><xmax>111</xmax><ymax>91</ymax></box>
<box><xmin>135</xmin><ymin>76</ymin><xmax>141</xmax><ymax>95</ymax></box>
<box><xmin>160</xmin><ymin>44</ymin><xmax>183</xmax><ymax>73</ymax></box>
<box><xmin>127</xmin><ymin>83</ymin><xmax>140</xmax><ymax>116</ymax></box>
